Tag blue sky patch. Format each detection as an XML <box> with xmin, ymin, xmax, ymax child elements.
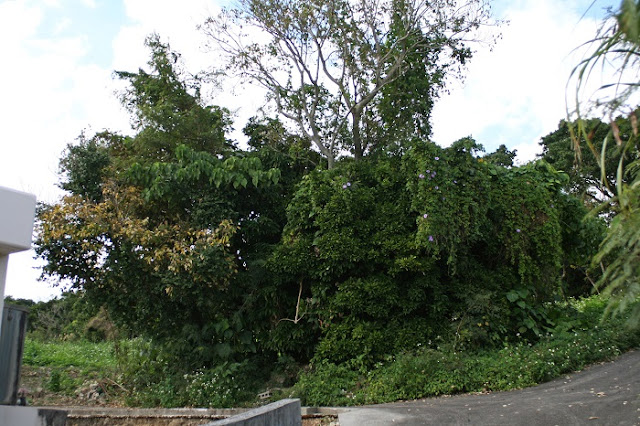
<box><xmin>33</xmin><ymin>0</ymin><xmax>129</xmax><ymax>68</ymax></box>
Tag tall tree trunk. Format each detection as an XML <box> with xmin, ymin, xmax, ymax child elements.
<box><xmin>352</xmin><ymin>109</ymin><xmax>363</xmax><ymax>161</ymax></box>
<box><xmin>311</xmin><ymin>134</ymin><xmax>335</xmax><ymax>169</ymax></box>
<box><xmin>327</xmin><ymin>153</ymin><xmax>334</xmax><ymax>169</ymax></box>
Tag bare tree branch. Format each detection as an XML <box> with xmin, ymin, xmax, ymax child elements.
<box><xmin>204</xmin><ymin>0</ymin><xmax>498</xmax><ymax>167</ymax></box>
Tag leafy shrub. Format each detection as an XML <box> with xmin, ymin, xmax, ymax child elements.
<box><xmin>294</xmin><ymin>295</ymin><xmax>640</xmax><ymax>406</ymax></box>
<box><xmin>26</xmin><ymin>291</ymin><xmax>100</xmax><ymax>341</ymax></box>
<box><xmin>184</xmin><ymin>361</ymin><xmax>257</xmax><ymax>408</ymax></box>
<box><xmin>293</xmin><ymin>361</ymin><xmax>361</xmax><ymax>407</ymax></box>
<box><xmin>268</xmin><ymin>139</ymin><xmax>593</xmax><ymax>365</ymax></box>
<box><xmin>45</xmin><ymin>369</ymin><xmax>82</xmax><ymax>395</ymax></box>
<box><xmin>116</xmin><ymin>338</ymin><xmax>266</xmax><ymax>408</ymax></box>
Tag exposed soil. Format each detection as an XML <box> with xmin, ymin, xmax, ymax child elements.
<box><xmin>20</xmin><ymin>365</ymin><xmax>127</xmax><ymax>407</ymax></box>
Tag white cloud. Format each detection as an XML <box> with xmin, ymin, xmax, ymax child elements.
<box><xmin>42</xmin><ymin>0</ymin><xmax>61</xmax><ymax>7</ymax></box>
<box><xmin>114</xmin><ymin>0</ymin><xmax>265</xmax><ymax>142</ymax></box>
<box><xmin>115</xmin><ymin>0</ymin><xmax>220</xmax><ymax>71</ymax></box>
<box><xmin>431</xmin><ymin>0</ymin><xmax>605</xmax><ymax>163</ymax></box>
<box><xmin>1</xmin><ymin>1</ymin><xmax>130</xmax><ymax>301</ymax></box>
<box><xmin>5</xmin><ymin>252</ymin><xmax>58</xmax><ymax>302</ymax></box>
<box><xmin>53</xmin><ymin>16</ymin><xmax>72</xmax><ymax>34</ymax></box>
<box><xmin>0</xmin><ymin>1</ymin><xmax>42</xmax><ymax>43</ymax></box>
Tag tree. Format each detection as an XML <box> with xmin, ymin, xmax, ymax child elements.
<box><xmin>484</xmin><ymin>144</ymin><xmax>516</xmax><ymax>167</ymax></box>
<box><xmin>263</xmin><ymin>138</ymin><xmax>593</xmax><ymax>363</ymax></box>
<box><xmin>204</xmin><ymin>0</ymin><xmax>496</xmax><ymax>167</ymax></box>
<box><xmin>35</xmin><ymin>37</ymin><xmax>285</xmax><ymax>368</ymax></box>
<box><xmin>116</xmin><ymin>34</ymin><xmax>233</xmax><ymax>163</ymax></box>
<box><xmin>540</xmin><ymin>116</ymin><xmax>636</xmax><ymax>207</ymax></box>
<box><xmin>569</xmin><ymin>0</ymin><xmax>640</xmax><ymax>327</ymax></box>
<box><xmin>58</xmin><ymin>131</ymin><xmax>114</xmax><ymax>203</ymax></box>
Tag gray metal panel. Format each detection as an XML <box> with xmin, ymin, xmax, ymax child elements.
<box><xmin>0</xmin><ymin>304</ymin><xmax>29</xmax><ymax>405</ymax></box>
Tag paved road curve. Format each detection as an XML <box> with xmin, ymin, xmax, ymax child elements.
<box><xmin>338</xmin><ymin>350</ymin><xmax>640</xmax><ymax>425</ymax></box>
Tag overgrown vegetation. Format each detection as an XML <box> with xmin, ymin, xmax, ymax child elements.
<box><xmin>567</xmin><ymin>0</ymin><xmax>640</xmax><ymax>326</ymax></box>
<box><xmin>15</xmin><ymin>295</ymin><xmax>638</xmax><ymax>408</ymax></box>
<box><xmin>21</xmin><ymin>0</ymin><xmax>640</xmax><ymax>411</ymax></box>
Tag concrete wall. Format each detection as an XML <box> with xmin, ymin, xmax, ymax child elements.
<box><xmin>67</xmin><ymin>407</ymin><xmax>232</xmax><ymax>426</ymax></box>
<box><xmin>205</xmin><ymin>399</ymin><xmax>301</xmax><ymax>426</ymax></box>
<box><xmin>0</xmin><ymin>406</ymin><xmax>67</xmax><ymax>426</ymax></box>
<box><xmin>64</xmin><ymin>405</ymin><xmax>340</xmax><ymax>426</ymax></box>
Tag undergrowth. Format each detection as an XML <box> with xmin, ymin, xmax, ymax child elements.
<box><xmin>20</xmin><ymin>295</ymin><xmax>639</xmax><ymax>408</ymax></box>
<box><xmin>21</xmin><ymin>340</ymin><xmax>120</xmax><ymax>402</ymax></box>
<box><xmin>23</xmin><ymin>340</ymin><xmax>116</xmax><ymax>369</ymax></box>
<box><xmin>293</xmin><ymin>295</ymin><xmax>640</xmax><ymax>406</ymax></box>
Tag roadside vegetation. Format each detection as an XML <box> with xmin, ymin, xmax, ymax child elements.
<box><xmin>10</xmin><ymin>0</ymin><xmax>639</xmax><ymax>411</ymax></box>
<box><xmin>294</xmin><ymin>296</ymin><xmax>640</xmax><ymax>406</ymax></box>
<box><xmin>10</xmin><ymin>294</ymin><xmax>639</xmax><ymax>407</ymax></box>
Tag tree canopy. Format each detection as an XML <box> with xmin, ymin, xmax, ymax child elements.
<box><xmin>36</xmin><ymin>37</ymin><xmax>294</xmax><ymax>367</ymax></box>
<box><xmin>540</xmin><ymin>115</ymin><xmax>637</xmax><ymax>207</ymax></box>
<box><xmin>204</xmin><ymin>0</ymin><xmax>497</xmax><ymax>167</ymax></box>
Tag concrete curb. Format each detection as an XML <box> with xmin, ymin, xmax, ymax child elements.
<box><xmin>204</xmin><ymin>399</ymin><xmax>301</xmax><ymax>425</ymax></box>
<box><xmin>61</xmin><ymin>404</ymin><xmax>344</xmax><ymax>425</ymax></box>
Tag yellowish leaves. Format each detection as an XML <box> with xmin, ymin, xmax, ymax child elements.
<box><xmin>38</xmin><ymin>182</ymin><xmax>238</xmax><ymax>287</ymax></box>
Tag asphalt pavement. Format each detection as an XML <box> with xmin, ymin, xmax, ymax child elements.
<box><xmin>338</xmin><ymin>349</ymin><xmax>640</xmax><ymax>425</ymax></box>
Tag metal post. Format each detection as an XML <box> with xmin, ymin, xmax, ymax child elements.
<box><xmin>0</xmin><ymin>255</ymin><xmax>8</xmax><ymax>333</ymax></box>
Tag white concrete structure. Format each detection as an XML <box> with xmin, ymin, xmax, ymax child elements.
<box><xmin>0</xmin><ymin>187</ymin><xmax>68</xmax><ymax>423</ymax></box>
<box><xmin>0</xmin><ymin>186</ymin><xmax>37</xmax><ymax>331</ymax></box>
<box><xmin>0</xmin><ymin>405</ymin><xmax>67</xmax><ymax>425</ymax></box>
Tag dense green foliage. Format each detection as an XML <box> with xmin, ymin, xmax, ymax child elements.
<box><xmin>294</xmin><ymin>296</ymin><xmax>640</xmax><ymax>406</ymax></box>
<box><xmin>262</xmin><ymin>138</ymin><xmax>603</xmax><ymax>366</ymax></box>
<box><xmin>5</xmin><ymin>293</ymin><xmax>100</xmax><ymax>340</ymax></box>
<box><xmin>19</xmin><ymin>296</ymin><xmax>639</xmax><ymax>408</ymax></box>
<box><xmin>540</xmin><ymin>115</ymin><xmax>636</xmax><ymax>206</ymax></box>
<box><xmin>31</xmin><ymin>2</ymin><xmax>640</xmax><ymax>409</ymax></box>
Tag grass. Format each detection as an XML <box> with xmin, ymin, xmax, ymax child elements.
<box><xmin>21</xmin><ymin>339</ymin><xmax>121</xmax><ymax>402</ymax></box>
<box><xmin>23</xmin><ymin>339</ymin><xmax>117</xmax><ymax>369</ymax></box>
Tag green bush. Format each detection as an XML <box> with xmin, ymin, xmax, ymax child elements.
<box><xmin>293</xmin><ymin>360</ymin><xmax>361</xmax><ymax>407</ymax></box>
<box><xmin>115</xmin><ymin>338</ymin><xmax>267</xmax><ymax>408</ymax></box>
<box><xmin>45</xmin><ymin>369</ymin><xmax>82</xmax><ymax>395</ymax></box>
<box><xmin>267</xmin><ymin>139</ymin><xmax>594</xmax><ymax>365</ymax></box>
<box><xmin>294</xmin><ymin>296</ymin><xmax>640</xmax><ymax>406</ymax></box>
<box><xmin>184</xmin><ymin>361</ymin><xmax>257</xmax><ymax>408</ymax></box>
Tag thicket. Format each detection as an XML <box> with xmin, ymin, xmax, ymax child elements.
<box><xmin>4</xmin><ymin>293</ymin><xmax>102</xmax><ymax>341</ymax></box>
<box><xmin>264</xmin><ymin>137</ymin><xmax>606</xmax><ymax>367</ymax></box>
<box><xmin>18</xmin><ymin>295</ymin><xmax>639</xmax><ymax>408</ymax></box>
<box><xmin>30</xmin><ymin>20</ymin><xmax>637</xmax><ymax>408</ymax></box>
<box><xmin>294</xmin><ymin>296</ymin><xmax>640</xmax><ymax>406</ymax></box>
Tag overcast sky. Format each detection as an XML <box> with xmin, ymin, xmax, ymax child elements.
<box><xmin>1</xmin><ymin>0</ymin><xmax>618</xmax><ymax>301</ymax></box>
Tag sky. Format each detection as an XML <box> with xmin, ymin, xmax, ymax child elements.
<box><xmin>0</xmin><ymin>0</ymin><xmax>619</xmax><ymax>302</ymax></box>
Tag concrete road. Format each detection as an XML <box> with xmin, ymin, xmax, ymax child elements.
<box><xmin>338</xmin><ymin>350</ymin><xmax>640</xmax><ymax>425</ymax></box>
